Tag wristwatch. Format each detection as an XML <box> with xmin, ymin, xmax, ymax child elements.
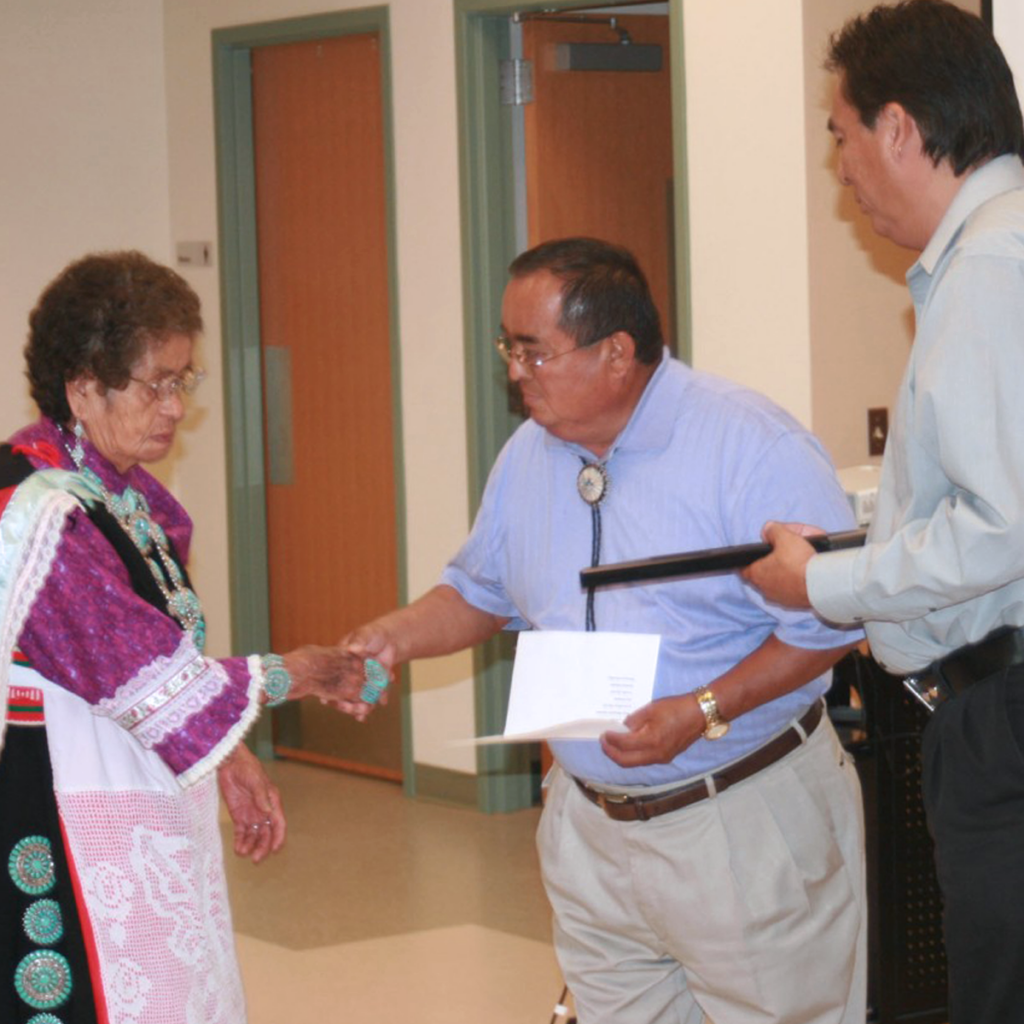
<box><xmin>695</xmin><ymin>687</ymin><xmax>730</xmax><ymax>740</ymax></box>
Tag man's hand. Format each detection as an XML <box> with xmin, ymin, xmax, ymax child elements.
<box><xmin>600</xmin><ymin>632</ymin><xmax>857</xmax><ymax>769</ymax></box>
<box><xmin>600</xmin><ymin>694</ymin><xmax>705</xmax><ymax>767</ymax></box>
<box><xmin>340</xmin><ymin>624</ymin><xmax>397</xmax><ymax>681</ymax></box>
<box><xmin>218</xmin><ymin>744</ymin><xmax>285</xmax><ymax>864</ymax></box>
<box><xmin>339</xmin><ymin>625</ymin><xmax>400</xmax><ymax>719</ymax></box>
<box><xmin>741</xmin><ymin>521</ymin><xmax>820</xmax><ymax>609</ymax></box>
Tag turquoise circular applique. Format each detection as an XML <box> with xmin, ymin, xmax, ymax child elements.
<box><xmin>23</xmin><ymin>899</ymin><xmax>64</xmax><ymax>946</ymax></box>
<box><xmin>27</xmin><ymin>1013</ymin><xmax>65</xmax><ymax>1024</ymax></box>
<box><xmin>8</xmin><ymin>837</ymin><xmax>56</xmax><ymax>896</ymax></box>
<box><xmin>14</xmin><ymin>950</ymin><xmax>72</xmax><ymax>1010</ymax></box>
<box><xmin>361</xmin><ymin>658</ymin><xmax>389</xmax><ymax>704</ymax></box>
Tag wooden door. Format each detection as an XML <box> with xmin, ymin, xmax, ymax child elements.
<box><xmin>251</xmin><ymin>34</ymin><xmax>402</xmax><ymax>780</ymax></box>
<box><xmin>522</xmin><ymin>14</ymin><xmax>675</xmax><ymax>349</ymax></box>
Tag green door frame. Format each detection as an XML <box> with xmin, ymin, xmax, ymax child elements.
<box><xmin>453</xmin><ymin>0</ymin><xmax>691</xmax><ymax>812</ymax></box>
<box><xmin>211</xmin><ymin>9</ymin><xmax>412</xmax><ymax>792</ymax></box>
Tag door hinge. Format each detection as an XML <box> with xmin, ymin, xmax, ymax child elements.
<box><xmin>499</xmin><ymin>58</ymin><xmax>534</xmax><ymax>106</ymax></box>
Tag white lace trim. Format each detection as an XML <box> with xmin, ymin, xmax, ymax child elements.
<box><xmin>0</xmin><ymin>477</ymin><xmax>81</xmax><ymax>756</ymax></box>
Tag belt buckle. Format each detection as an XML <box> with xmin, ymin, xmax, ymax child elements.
<box><xmin>902</xmin><ymin>672</ymin><xmax>944</xmax><ymax>712</ymax></box>
<box><xmin>596</xmin><ymin>790</ymin><xmax>632</xmax><ymax>811</ymax></box>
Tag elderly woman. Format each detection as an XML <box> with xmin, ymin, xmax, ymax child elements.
<box><xmin>0</xmin><ymin>251</ymin><xmax>362</xmax><ymax>1023</ymax></box>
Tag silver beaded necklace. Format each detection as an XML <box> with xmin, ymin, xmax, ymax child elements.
<box><xmin>67</xmin><ymin>425</ymin><xmax>207</xmax><ymax>650</ymax></box>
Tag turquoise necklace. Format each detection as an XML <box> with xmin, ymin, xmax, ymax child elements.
<box><xmin>77</xmin><ymin>466</ymin><xmax>207</xmax><ymax>651</ymax></box>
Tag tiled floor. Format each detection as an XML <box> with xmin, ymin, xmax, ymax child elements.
<box><xmin>221</xmin><ymin>760</ymin><xmax>572</xmax><ymax>1023</ymax></box>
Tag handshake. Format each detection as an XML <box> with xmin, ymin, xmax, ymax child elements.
<box><xmin>267</xmin><ymin>626</ymin><xmax>397</xmax><ymax>722</ymax></box>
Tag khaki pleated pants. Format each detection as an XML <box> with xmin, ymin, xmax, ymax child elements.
<box><xmin>538</xmin><ymin>715</ymin><xmax>867</xmax><ymax>1024</ymax></box>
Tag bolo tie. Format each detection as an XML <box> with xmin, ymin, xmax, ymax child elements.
<box><xmin>576</xmin><ymin>458</ymin><xmax>609</xmax><ymax>631</ymax></box>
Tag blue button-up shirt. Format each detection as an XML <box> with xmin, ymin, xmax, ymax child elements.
<box><xmin>443</xmin><ymin>351</ymin><xmax>860</xmax><ymax>785</ymax></box>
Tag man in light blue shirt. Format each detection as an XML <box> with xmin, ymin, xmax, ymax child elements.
<box><xmin>349</xmin><ymin>238</ymin><xmax>864</xmax><ymax>1023</ymax></box>
<box><xmin>745</xmin><ymin>4</ymin><xmax>1024</xmax><ymax>1022</ymax></box>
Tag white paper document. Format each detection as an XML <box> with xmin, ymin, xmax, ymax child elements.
<box><xmin>471</xmin><ymin>630</ymin><xmax>661</xmax><ymax>745</ymax></box>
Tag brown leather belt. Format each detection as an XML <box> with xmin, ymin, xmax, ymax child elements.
<box><xmin>904</xmin><ymin>625</ymin><xmax>1024</xmax><ymax>711</ymax></box>
<box><xmin>573</xmin><ymin>700</ymin><xmax>824</xmax><ymax>822</ymax></box>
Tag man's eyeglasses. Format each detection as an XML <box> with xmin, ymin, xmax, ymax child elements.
<box><xmin>130</xmin><ymin>367</ymin><xmax>206</xmax><ymax>403</ymax></box>
<box><xmin>494</xmin><ymin>336</ymin><xmax>583</xmax><ymax>371</ymax></box>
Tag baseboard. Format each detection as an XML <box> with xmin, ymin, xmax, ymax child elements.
<box><xmin>412</xmin><ymin>762</ymin><xmax>479</xmax><ymax>808</ymax></box>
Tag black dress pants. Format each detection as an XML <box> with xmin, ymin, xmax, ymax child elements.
<box><xmin>921</xmin><ymin>664</ymin><xmax>1024</xmax><ymax>1024</ymax></box>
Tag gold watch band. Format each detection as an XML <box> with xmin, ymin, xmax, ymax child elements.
<box><xmin>695</xmin><ymin>686</ymin><xmax>730</xmax><ymax>740</ymax></box>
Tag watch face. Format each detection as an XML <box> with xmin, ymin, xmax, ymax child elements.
<box><xmin>697</xmin><ymin>688</ymin><xmax>730</xmax><ymax>740</ymax></box>
<box><xmin>704</xmin><ymin>721</ymin><xmax>730</xmax><ymax>740</ymax></box>
<box><xmin>577</xmin><ymin>463</ymin><xmax>609</xmax><ymax>506</ymax></box>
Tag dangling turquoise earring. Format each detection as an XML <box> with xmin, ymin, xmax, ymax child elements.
<box><xmin>70</xmin><ymin>421</ymin><xmax>85</xmax><ymax>471</ymax></box>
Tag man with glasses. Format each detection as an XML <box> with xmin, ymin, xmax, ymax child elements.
<box><xmin>347</xmin><ymin>237</ymin><xmax>865</xmax><ymax>1023</ymax></box>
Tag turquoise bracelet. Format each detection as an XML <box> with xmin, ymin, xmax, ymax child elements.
<box><xmin>261</xmin><ymin>653</ymin><xmax>292</xmax><ymax>707</ymax></box>
<box><xmin>361</xmin><ymin>658</ymin><xmax>389</xmax><ymax>705</ymax></box>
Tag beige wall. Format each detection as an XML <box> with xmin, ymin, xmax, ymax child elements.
<box><xmin>683</xmin><ymin>0</ymin><xmax>816</xmax><ymax>425</ymax></box>
<box><xmin>0</xmin><ymin>0</ymin><xmax>172</xmax><ymax>443</ymax></box>
<box><xmin>3</xmin><ymin>0</ymin><xmax>969</xmax><ymax>775</ymax></box>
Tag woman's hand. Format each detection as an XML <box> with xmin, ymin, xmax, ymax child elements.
<box><xmin>279</xmin><ymin>644</ymin><xmax>370</xmax><ymax>715</ymax></box>
<box><xmin>218</xmin><ymin>744</ymin><xmax>286</xmax><ymax>864</ymax></box>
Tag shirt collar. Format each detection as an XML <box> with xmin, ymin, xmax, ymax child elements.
<box><xmin>547</xmin><ymin>347</ymin><xmax>687</xmax><ymax>461</ymax></box>
<box><xmin>915</xmin><ymin>154</ymin><xmax>1024</xmax><ymax>278</ymax></box>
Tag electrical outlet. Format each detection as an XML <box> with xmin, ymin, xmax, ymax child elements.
<box><xmin>868</xmin><ymin>407</ymin><xmax>888</xmax><ymax>456</ymax></box>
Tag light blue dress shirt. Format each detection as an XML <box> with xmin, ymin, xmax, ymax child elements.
<box><xmin>443</xmin><ymin>351</ymin><xmax>860</xmax><ymax>785</ymax></box>
<box><xmin>809</xmin><ymin>156</ymin><xmax>1024</xmax><ymax>673</ymax></box>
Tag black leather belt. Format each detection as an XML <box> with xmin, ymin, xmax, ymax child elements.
<box><xmin>904</xmin><ymin>625</ymin><xmax>1024</xmax><ymax>711</ymax></box>
<box><xmin>573</xmin><ymin>700</ymin><xmax>823</xmax><ymax>822</ymax></box>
